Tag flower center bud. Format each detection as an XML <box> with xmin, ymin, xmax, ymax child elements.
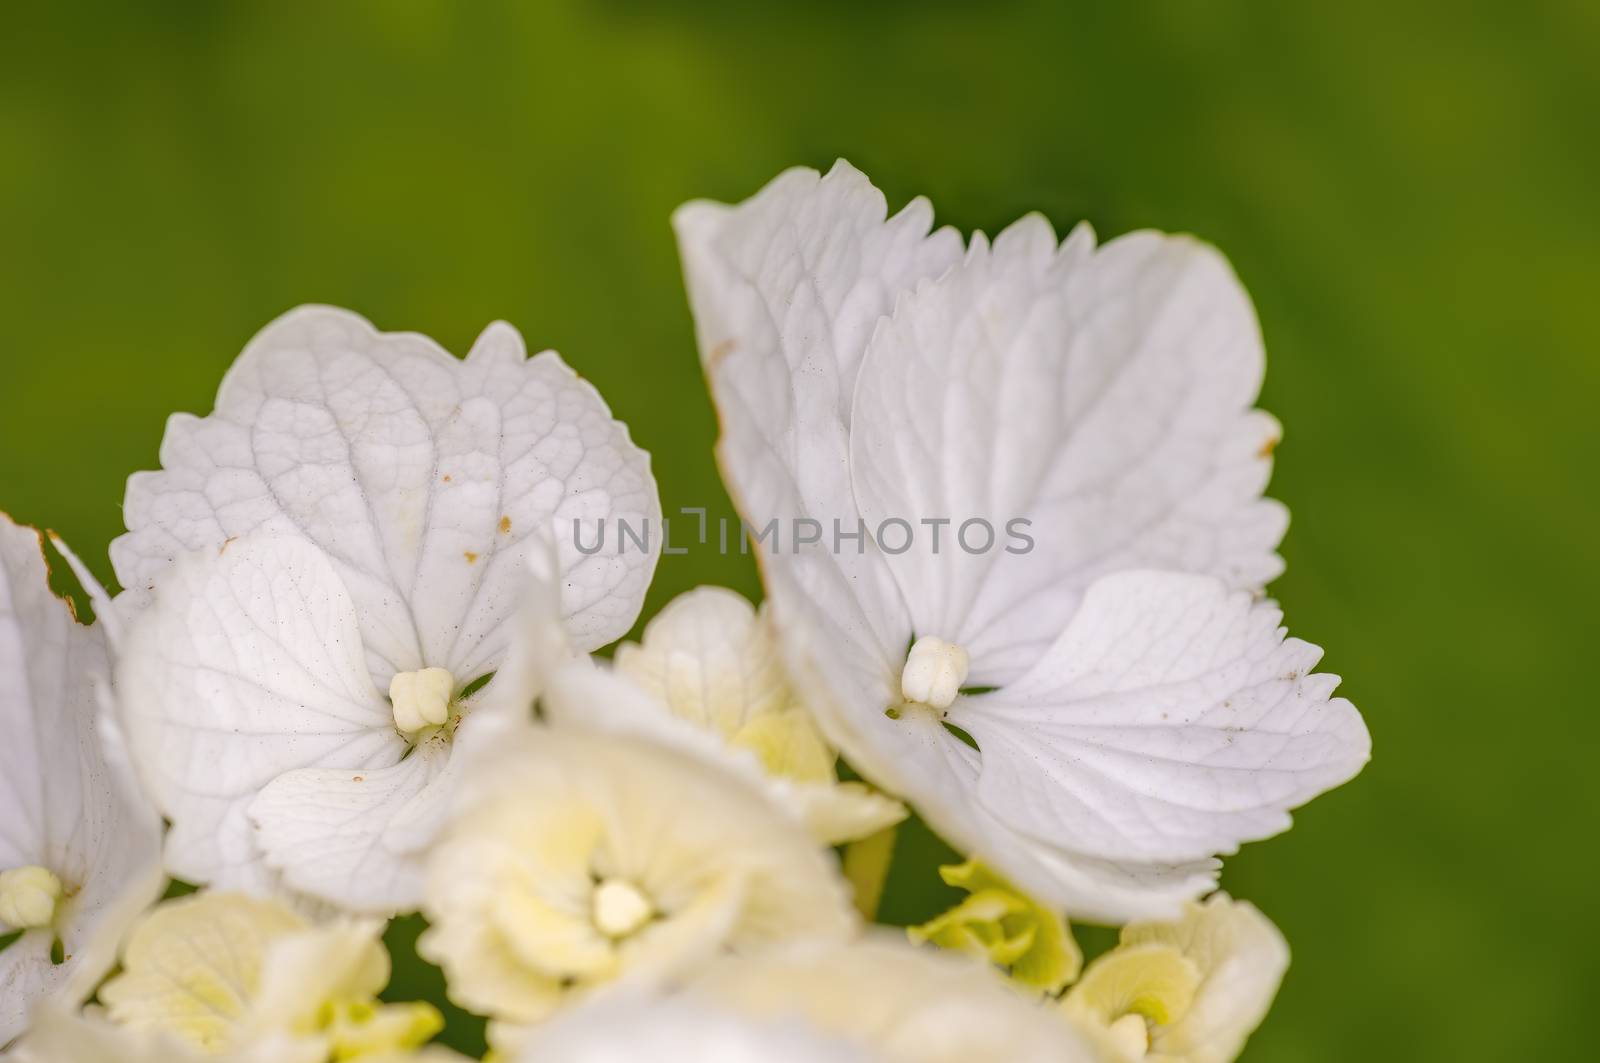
<box><xmin>0</xmin><ymin>865</ymin><xmax>64</xmax><ymax>930</ymax></box>
<box><xmin>900</xmin><ymin>636</ymin><xmax>970</xmax><ymax>710</ymax></box>
<box><xmin>389</xmin><ymin>667</ymin><xmax>455</xmax><ymax>735</ymax></box>
<box><xmin>591</xmin><ymin>878</ymin><xmax>654</xmax><ymax>938</ymax></box>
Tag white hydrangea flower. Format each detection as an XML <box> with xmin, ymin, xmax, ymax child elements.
<box><xmin>675</xmin><ymin>161</ymin><xmax>1370</xmax><ymax>921</ymax></box>
<box><xmin>687</xmin><ymin>933</ymin><xmax>1112</xmax><ymax>1063</ymax></box>
<box><xmin>95</xmin><ymin>891</ymin><xmax>443</xmax><ymax>1062</ymax></box>
<box><xmin>110</xmin><ymin>306</ymin><xmax>658</xmax><ymax>913</ymax></box>
<box><xmin>597</xmin><ymin>585</ymin><xmax>904</xmax><ymax>844</ymax></box>
<box><xmin>1062</xmin><ymin>893</ymin><xmax>1289</xmax><ymax>1062</ymax></box>
<box><xmin>417</xmin><ymin>723</ymin><xmax>857</xmax><ymax>1044</ymax></box>
<box><xmin>1</xmin><ymin>514</ymin><xmax>163</xmax><ymax>1047</ymax></box>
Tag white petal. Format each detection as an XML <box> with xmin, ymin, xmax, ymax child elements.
<box><xmin>0</xmin><ymin>516</ymin><xmax>163</xmax><ymax>1045</ymax></box>
<box><xmin>676</xmin><ymin>159</ymin><xmax>963</xmax><ymax>432</ymax></box>
<box><xmin>248</xmin><ymin>742</ymin><xmax>452</xmax><ymax>914</ymax></box>
<box><xmin>675</xmin><ymin>161</ymin><xmax>962</xmax><ymax>672</ymax></box>
<box><xmin>462</xmin><ymin>533</ymin><xmax>575</xmax><ymax>737</ymax></box>
<box><xmin>1</xmin><ymin>935</ymin><xmax>59</xmax><ymax>1049</ymax></box>
<box><xmin>111</xmin><ymin>306</ymin><xmax>660</xmax><ymax>689</ymax></box>
<box><xmin>522</xmin><ymin>994</ymin><xmax>874</xmax><ymax>1063</ymax></box>
<box><xmin>850</xmin><ymin>221</ymin><xmax>1288</xmax><ymax>686</ymax></box>
<box><xmin>952</xmin><ymin>571</ymin><xmax>1371</xmax><ymax>865</ymax></box>
<box><xmin>114</xmin><ymin>534</ymin><xmax>401</xmax><ymax>891</ymax></box>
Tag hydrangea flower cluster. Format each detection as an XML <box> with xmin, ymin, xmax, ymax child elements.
<box><xmin>0</xmin><ymin>161</ymin><xmax>1368</xmax><ymax>1063</ymax></box>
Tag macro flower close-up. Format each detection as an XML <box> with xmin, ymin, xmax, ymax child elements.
<box><xmin>2</xmin><ymin>5</ymin><xmax>1591</xmax><ymax>1061</ymax></box>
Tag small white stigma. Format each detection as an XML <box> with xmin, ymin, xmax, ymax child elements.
<box><xmin>389</xmin><ymin>667</ymin><xmax>455</xmax><ymax>735</ymax></box>
<box><xmin>1106</xmin><ymin>1014</ymin><xmax>1151</xmax><ymax>1058</ymax></box>
<box><xmin>592</xmin><ymin>878</ymin><xmax>654</xmax><ymax>938</ymax></box>
<box><xmin>900</xmin><ymin>636</ymin><xmax>970</xmax><ymax>710</ymax></box>
<box><xmin>0</xmin><ymin>865</ymin><xmax>63</xmax><ymax>930</ymax></box>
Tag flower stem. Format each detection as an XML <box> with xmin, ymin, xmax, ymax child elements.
<box><xmin>842</xmin><ymin>824</ymin><xmax>898</xmax><ymax>920</ymax></box>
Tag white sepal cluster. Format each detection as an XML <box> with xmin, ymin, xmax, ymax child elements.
<box><xmin>676</xmin><ymin>160</ymin><xmax>1370</xmax><ymax>921</ymax></box>
<box><xmin>107</xmin><ymin>307</ymin><xmax>659</xmax><ymax>913</ymax></box>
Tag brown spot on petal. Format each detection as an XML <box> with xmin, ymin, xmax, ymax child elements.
<box><xmin>442</xmin><ymin>474</ymin><xmax>453</xmax><ymax>483</ymax></box>
<box><xmin>464</xmin><ymin>551</ymin><xmax>479</xmax><ymax>564</ymax></box>
<box><xmin>1257</xmin><ymin>436</ymin><xmax>1280</xmax><ymax>459</ymax></box>
<box><xmin>708</xmin><ymin>338</ymin><xmax>737</xmax><ymax>367</ymax></box>
<box><xmin>499</xmin><ymin>515</ymin><xmax>512</xmax><ymax>534</ymax></box>
<box><xmin>352</xmin><ymin>775</ymin><xmax>364</xmax><ymax>783</ymax></box>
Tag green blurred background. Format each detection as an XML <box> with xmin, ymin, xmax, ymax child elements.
<box><xmin>3</xmin><ymin>2</ymin><xmax>1595</xmax><ymax>1059</ymax></box>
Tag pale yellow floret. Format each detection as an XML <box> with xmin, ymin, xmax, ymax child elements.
<box><xmin>98</xmin><ymin>892</ymin><xmax>441</xmax><ymax>1059</ymax></box>
<box><xmin>612</xmin><ymin>586</ymin><xmax>905</xmax><ymax>845</ymax></box>
<box><xmin>0</xmin><ymin>865</ymin><xmax>64</xmax><ymax>930</ymax></box>
<box><xmin>899</xmin><ymin>636</ymin><xmax>969</xmax><ymax>710</ymax></box>
<box><xmin>613</xmin><ymin>587</ymin><xmax>795</xmax><ymax>741</ymax></box>
<box><xmin>1061</xmin><ymin>894</ymin><xmax>1289</xmax><ymax>1063</ymax></box>
<box><xmin>1066</xmin><ymin>942</ymin><xmax>1201</xmax><ymax>1039</ymax></box>
<box><xmin>100</xmin><ymin>892</ymin><xmax>305</xmax><ymax>1051</ymax></box>
<box><xmin>390</xmin><ymin>667</ymin><xmax>455</xmax><ymax>735</ymax></box>
<box><xmin>419</xmin><ymin>726</ymin><xmax>857</xmax><ymax>1034</ymax></box>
